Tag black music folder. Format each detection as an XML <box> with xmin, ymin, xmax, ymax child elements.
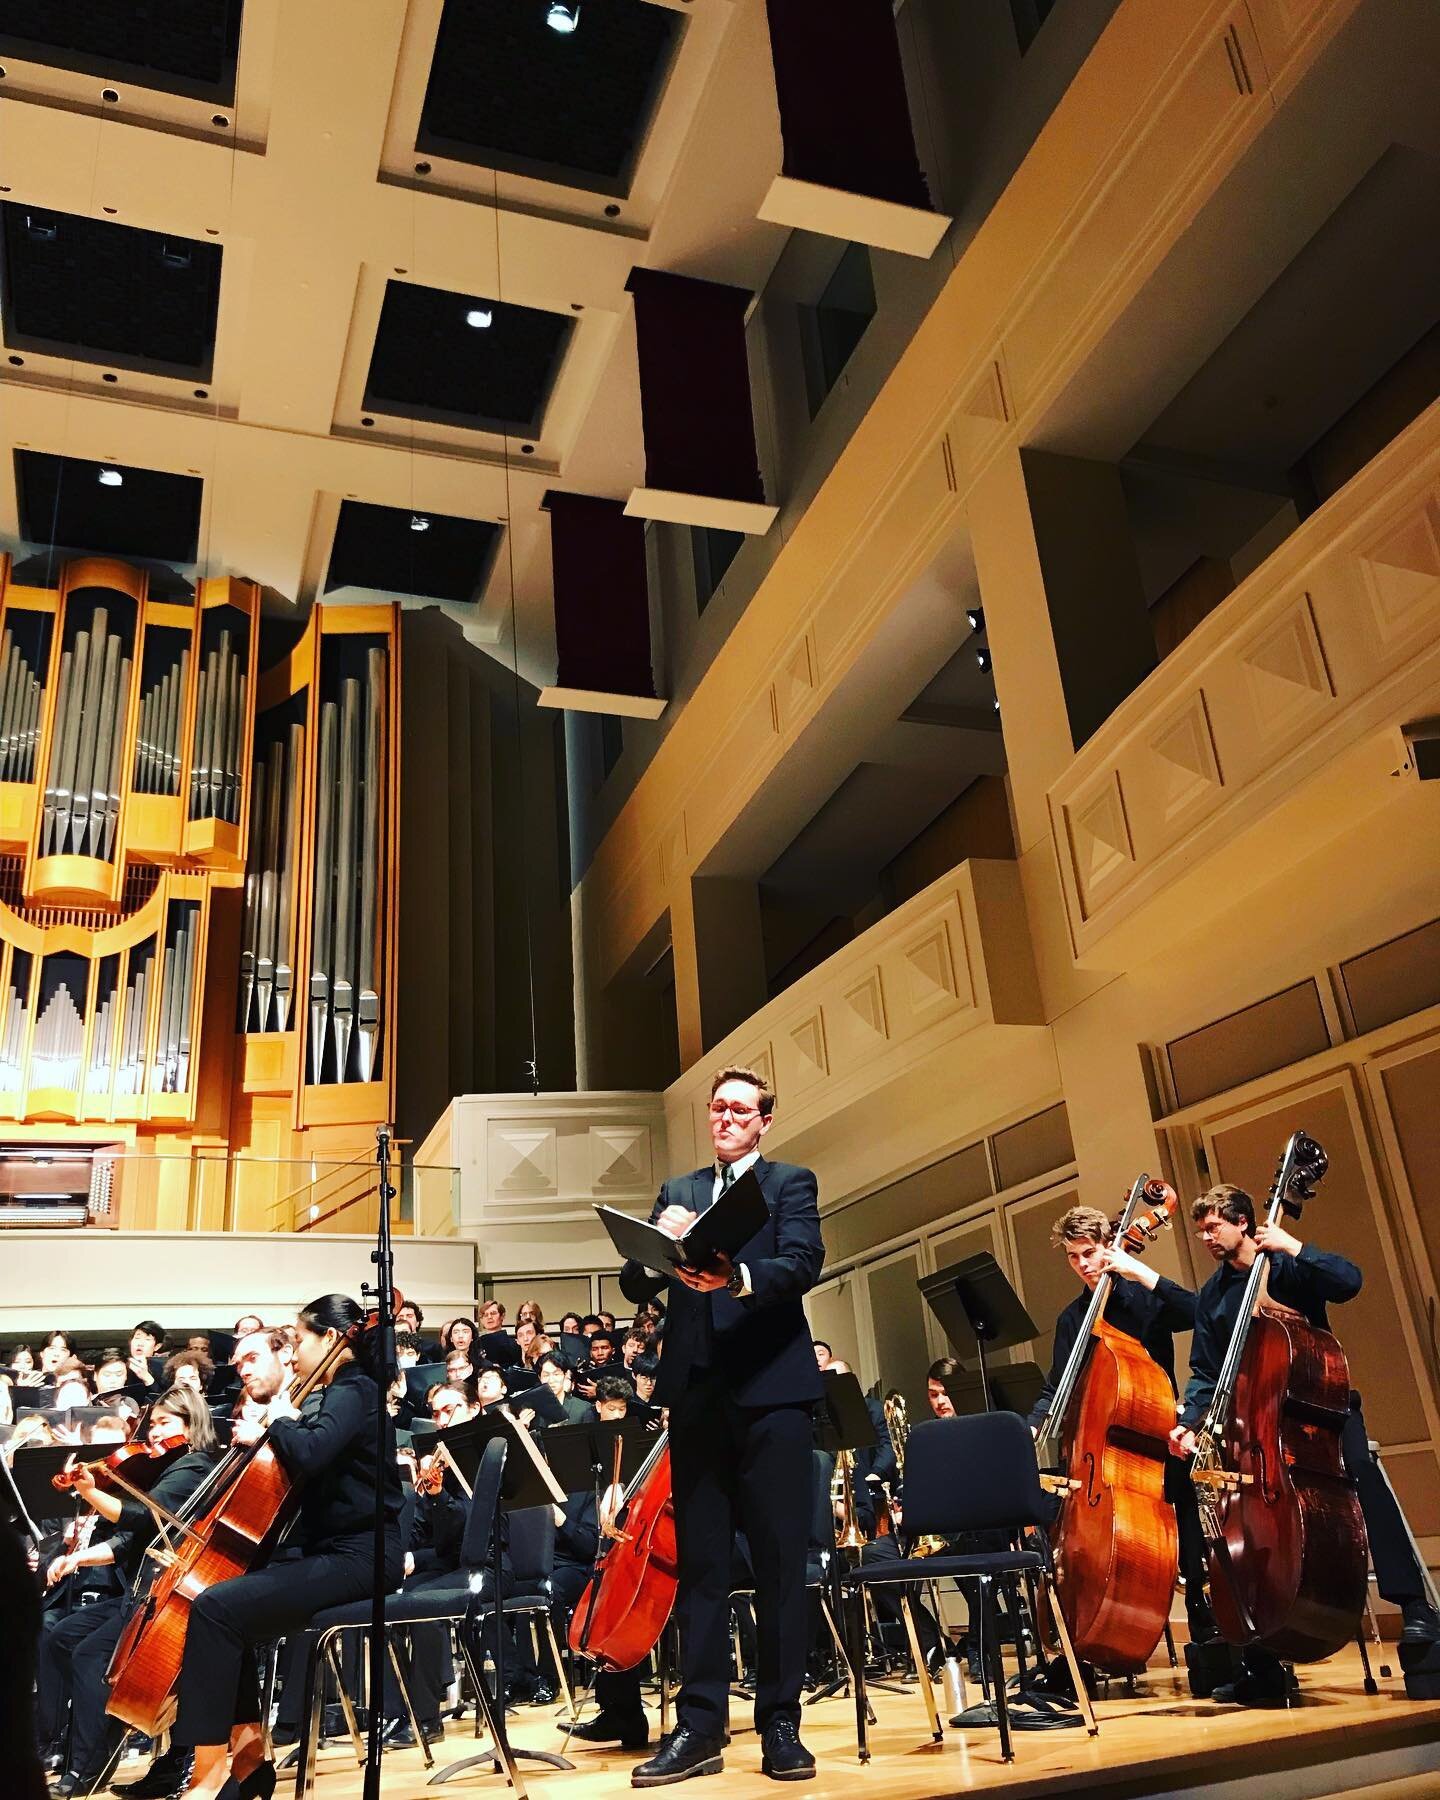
<box><xmin>596</xmin><ymin>1168</ymin><xmax>768</xmax><ymax>1273</ymax></box>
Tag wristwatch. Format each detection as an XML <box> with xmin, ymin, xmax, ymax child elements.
<box><xmin>726</xmin><ymin>1266</ymin><xmax>745</xmax><ymax>1296</ymax></box>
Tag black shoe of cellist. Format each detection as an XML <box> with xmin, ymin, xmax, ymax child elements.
<box><xmin>1400</xmin><ymin>1598</ymin><xmax>1440</xmax><ymax>1646</ymax></box>
<box><xmin>631</xmin><ymin>1724</ymin><xmax>725</xmax><ymax>1787</ymax></box>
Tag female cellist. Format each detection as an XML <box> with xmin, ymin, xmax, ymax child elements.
<box><xmin>166</xmin><ymin>1293</ymin><xmax>402</xmax><ymax>1800</ymax></box>
<box><xmin>44</xmin><ymin>1388</ymin><xmax>218</xmax><ymax>1798</ymax></box>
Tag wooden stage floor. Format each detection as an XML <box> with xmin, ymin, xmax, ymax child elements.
<box><xmin>112</xmin><ymin>1646</ymin><xmax>1440</xmax><ymax>1800</ymax></box>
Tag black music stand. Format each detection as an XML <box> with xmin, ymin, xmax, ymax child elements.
<box><xmin>431</xmin><ymin>1408</ymin><xmax>575</xmax><ymax>1783</ymax></box>
<box><xmin>2</xmin><ymin>1443</ymin><xmax>109</xmax><ymax>1536</ymax></box>
<box><xmin>918</xmin><ymin>1255</ymin><xmax>1038</xmax><ymax>1411</ymax></box>
<box><xmin>811</xmin><ymin>1372</ymin><xmax>892</xmax><ymax>1717</ymax></box>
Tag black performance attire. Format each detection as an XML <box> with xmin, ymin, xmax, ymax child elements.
<box><xmin>1180</xmin><ymin>1240</ymin><xmax>1430</xmax><ymax>1613</ymax></box>
<box><xmin>172</xmin><ymin>1364</ymin><xmax>403</xmax><ymax>1748</ymax></box>
<box><xmin>40</xmin><ymin>1448</ymin><xmax>216</xmax><ymax>1786</ymax></box>
<box><xmin>621</xmin><ymin>1155</ymin><xmax>824</xmax><ymax>1739</ymax></box>
<box><xmin>1029</xmin><ymin>1270</ymin><xmax>1209</xmax><ymax>1643</ymax></box>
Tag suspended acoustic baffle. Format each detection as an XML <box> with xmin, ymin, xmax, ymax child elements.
<box><xmin>536</xmin><ymin>491</ymin><xmax>666</xmax><ymax>721</ymax></box>
<box><xmin>623</xmin><ymin>268</ymin><xmax>779</xmax><ymax>537</ymax></box>
<box><xmin>758</xmin><ymin>0</ymin><xmax>951</xmax><ymax>258</ymax></box>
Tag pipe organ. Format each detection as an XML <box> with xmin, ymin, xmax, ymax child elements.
<box><xmin>0</xmin><ymin>555</ymin><xmax>401</xmax><ymax>1231</ymax></box>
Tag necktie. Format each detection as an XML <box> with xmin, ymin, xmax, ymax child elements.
<box><xmin>719</xmin><ymin>1161</ymin><xmax>736</xmax><ymax>1194</ymax></box>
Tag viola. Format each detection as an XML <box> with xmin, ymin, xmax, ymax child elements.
<box><xmin>105</xmin><ymin>1293</ymin><xmax>400</xmax><ymax>1736</ymax></box>
<box><xmin>568</xmin><ymin>1430</ymin><xmax>676</xmax><ymax>1672</ymax></box>
<box><xmin>1036</xmin><ymin>1175</ymin><xmax>1180</xmax><ymax>1673</ymax></box>
<box><xmin>51</xmin><ymin>1430</ymin><xmax>188</xmax><ymax>1495</ymax></box>
<box><xmin>1190</xmin><ymin>1133</ymin><xmax>1366</xmax><ymax>1660</ymax></box>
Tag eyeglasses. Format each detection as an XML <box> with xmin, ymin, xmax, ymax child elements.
<box><xmin>709</xmin><ymin>1100</ymin><xmax>760</xmax><ymax>1121</ymax></box>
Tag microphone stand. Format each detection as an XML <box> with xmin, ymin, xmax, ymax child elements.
<box><xmin>361</xmin><ymin>1124</ymin><xmax>397</xmax><ymax>1800</ymax></box>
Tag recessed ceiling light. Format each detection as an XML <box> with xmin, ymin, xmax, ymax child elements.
<box><xmin>547</xmin><ymin>3</ymin><xmax>581</xmax><ymax>32</ymax></box>
<box><xmin>410</xmin><ymin>515</ymin><xmax>430</xmax><ymax>533</ymax></box>
<box><xmin>465</xmin><ymin>307</ymin><xmax>494</xmax><ymax>329</ymax></box>
<box><xmin>966</xmin><ymin>606</ymin><xmax>985</xmax><ymax>633</ymax></box>
<box><xmin>97</xmin><ymin>468</ymin><xmax>123</xmax><ymax>487</ymax></box>
<box><xmin>976</xmin><ymin>647</ymin><xmax>992</xmax><ymax>674</ymax></box>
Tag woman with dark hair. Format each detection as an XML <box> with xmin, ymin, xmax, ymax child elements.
<box><xmin>441</xmin><ymin>1316</ymin><xmax>477</xmax><ymax>1357</ymax></box>
<box><xmin>44</xmin><ymin>1388</ymin><xmax>218</xmax><ymax>1796</ymax></box>
<box><xmin>167</xmin><ymin>1294</ymin><xmax>402</xmax><ymax>1799</ymax></box>
<box><xmin>558</xmin><ymin>1311</ymin><xmax>583</xmax><ymax>1338</ymax></box>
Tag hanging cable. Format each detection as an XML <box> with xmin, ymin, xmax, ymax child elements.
<box><xmin>490</xmin><ymin>166</ymin><xmax>541</xmax><ymax>1096</ymax></box>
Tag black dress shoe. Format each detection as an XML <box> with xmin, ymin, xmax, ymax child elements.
<box><xmin>1400</xmin><ymin>1598</ymin><xmax>1440</xmax><ymax>1645</ymax></box>
<box><xmin>631</xmin><ymin>1724</ymin><xmax>725</xmax><ymax>1787</ymax></box>
<box><xmin>114</xmin><ymin>1747</ymin><xmax>195</xmax><ymax>1798</ymax></box>
<box><xmin>531</xmin><ymin>1680</ymin><xmax>558</xmax><ymax>1706</ymax></box>
<box><xmin>381</xmin><ymin>1717</ymin><xmax>418</xmax><ymax>1748</ymax></box>
<box><xmin>237</xmin><ymin>1761</ymin><xmax>277</xmax><ymax>1800</ymax></box>
<box><xmin>569</xmin><ymin>1710</ymin><xmax>650</xmax><ymax>1748</ymax></box>
<box><xmin>760</xmin><ymin>1721</ymin><xmax>815</xmax><ymax>1782</ymax></box>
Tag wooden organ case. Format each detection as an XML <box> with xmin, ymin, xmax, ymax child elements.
<box><xmin>0</xmin><ymin>554</ymin><xmax>400</xmax><ymax>1233</ymax></box>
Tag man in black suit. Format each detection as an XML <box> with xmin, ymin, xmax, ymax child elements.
<box><xmin>620</xmin><ymin>1064</ymin><xmax>824</xmax><ymax>1787</ymax></box>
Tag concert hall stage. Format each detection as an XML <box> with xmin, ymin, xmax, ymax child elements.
<box><xmin>112</xmin><ymin>1647</ymin><xmax>1437</xmax><ymax>1800</ymax></box>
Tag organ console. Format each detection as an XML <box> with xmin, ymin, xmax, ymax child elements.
<box><xmin>0</xmin><ymin>553</ymin><xmax>400</xmax><ymax>1231</ymax></box>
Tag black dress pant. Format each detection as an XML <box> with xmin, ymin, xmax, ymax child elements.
<box><xmin>1166</xmin><ymin>1454</ymin><xmax>1213</xmax><ymax>1630</ymax></box>
<box><xmin>669</xmin><ymin>1380</ymin><xmax>813</xmax><ymax>1737</ymax></box>
<box><xmin>35</xmin><ymin>1595</ymin><xmax>126</xmax><ymax>1777</ymax></box>
<box><xmin>174</xmin><ymin>1530</ymin><xmax>401</xmax><ymax>1748</ymax></box>
<box><xmin>1342</xmin><ymin>1398</ymin><xmax>1427</xmax><ymax>1604</ymax></box>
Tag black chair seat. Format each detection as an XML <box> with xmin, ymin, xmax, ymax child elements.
<box><xmin>310</xmin><ymin>1580</ymin><xmax>477</xmax><ymax>1631</ymax></box>
<box><xmin>845</xmin><ymin>1548</ymin><xmax>1042</xmax><ymax>1586</ymax></box>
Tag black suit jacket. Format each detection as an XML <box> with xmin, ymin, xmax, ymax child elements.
<box><xmin>619</xmin><ymin>1156</ymin><xmax>824</xmax><ymax>1410</ymax></box>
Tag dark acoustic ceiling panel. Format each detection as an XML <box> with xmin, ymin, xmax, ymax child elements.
<box><xmin>1</xmin><ymin>203</ymin><xmax>224</xmax><ymax>378</ymax></box>
<box><xmin>16</xmin><ymin>451</ymin><xmax>203</xmax><ymax>564</ymax></box>
<box><xmin>326</xmin><ymin>500</ymin><xmax>502</xmax><ymax>605</ymax></box>
<box><xmin>419</xmin><ymin>0</ymin><xmax>680</xmax><ymax>197</ymax></box>
<box><xmin>364</xmin><ymin>279</ymin><xmax>572</xmax><ymax>437</ymax></box>
<box><xmin>0</xmin><ymin>0</ymin><xmax>242</xmax><ymax>103</ymax></box>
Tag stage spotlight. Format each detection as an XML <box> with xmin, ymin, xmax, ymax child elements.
<box><xmin>966</xmin><ymin>606</ymin><xmax>985</xmax><ymax>633</ymax></box>
<box><xmin>993</xmin><ymin>696</ymin><xmax>1002</xmax><ymax>714</ymax></box>
<box><xmin>976</xmin><ymin>646</ymin><xmax>992</xmax><ymax>673</ymax></box>
<box><xmin>410</xmin><ymin>515</ymin><xmax>430</xmax><ymax>533</ymax></box>
<box><xmin>465</xmin><ymin>307</ymin><xmax>494</xmax><ymax>329</ymax></box>
<box><xmin>97</xmin><ymin>467</ymin><xmax>124</xmax><ymax>487</ymax></box>
<box><xmin>547</xmin><ymin>3</ymin><xmax>581</xmax><ymax>33</ymax></box>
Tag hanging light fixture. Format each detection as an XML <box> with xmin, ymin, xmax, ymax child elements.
<box><xmin>465</xmin><ymin>307</ymin><xmax>494</xmax><ymax>329</ymax></box>
<box><xmin>97</xmin><ymin>467</ymin><xmax>124</xmax><ymax>487</ymax></box>
<box><xmin>547</xmin><ymin>3</ymin><xmax>581</xmax><ymax>32</ymax></box>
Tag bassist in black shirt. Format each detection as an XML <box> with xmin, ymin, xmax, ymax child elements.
<box><xmin>1029</xmin><ymin>1204</ymin><xmax>1215</xmax><ymax>1648</ymax></box>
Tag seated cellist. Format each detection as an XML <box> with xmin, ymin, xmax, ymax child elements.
<box><xmin>1171</xmin><ymin>1186</ymin><xmax>1438</xmax><ymax>1704</ymax></box>
<box><xmin>166</xmin><ymin>1293</ymin><xmax>403</xmax><ymax>1800</ymax></box>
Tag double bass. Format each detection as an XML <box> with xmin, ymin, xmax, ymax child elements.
<box><xmin>567</xmin><ymin>1430</ymin><xmax>676</xmax><ymax>1672</ymax></box>
<box><xmin>104</xmin><ymin>1313</ymin><xmax>371</xmax><ymax>1734</ymax></box>
<box><xmin>1189</xmin><ymin>1131</ymin><xmax>1367</xmax><ymax>1661</ymax></box>
<box><xmin>1036</xmin><ymin>1175</ymin><xmax>1181</xmax><ymax>1673</ymax></box>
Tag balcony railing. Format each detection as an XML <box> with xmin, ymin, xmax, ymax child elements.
<box><xmin>1048</xmin><ymin>401</ymin><xmax>1440</xmax><ymax>966</ymax></box>
<box><xmin>665</xmin><ymin>859</ymin><xmax>1053</xmax><ymax>1187</ymax></box>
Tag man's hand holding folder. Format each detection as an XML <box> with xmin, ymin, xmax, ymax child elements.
<box><xmin>656</xmin><ymin>1201</ymin><xmax>734</xmax><ymax>1293</ymax></box>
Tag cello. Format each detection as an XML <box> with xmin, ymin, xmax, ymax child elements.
<box><xmin>1189</xmin><ymin>1132</ymin><xmax>1367</xmax><ymax>1662</ymax></box>
<box><xmin>568</xmin><ymin>1429</ymin><xmax>676</xmax><ymax>1672</ymax></box>
<box><xmin>104</xmin><ymin>1308</ymin><xmax>374</xmax><ymax>1734</ymax></box>
<box><xmin>1036</xmin><ymin>1176</ymin><xmax>1181</xmax><ymax>1673</ymax></box>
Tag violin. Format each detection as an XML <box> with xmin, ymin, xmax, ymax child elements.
<box><xmin>51</xmin><ymin>1430</ymin><xmax>188</xmax><ymax>1495</ymax></box>
<box><xmin>1036</xmin><ymin>1175</ymin><xmax>1181</xmax><ymax>1673</ymax></box>
<box><xmin>1190</xmin><ymin>1133</ymin><xmax>1366</xmax><ymax>1660</ymax></box>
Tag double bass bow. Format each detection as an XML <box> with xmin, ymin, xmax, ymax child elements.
<box><xmin>1036</xmin><ymin>1175</ymin><xmax>1181</xmax><ymax>1673</ymax></box>
<box><xmin>1189</xmin><ymin>1132</ymin><xmax>1367</xmax><ymax>1661</ymax></box>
